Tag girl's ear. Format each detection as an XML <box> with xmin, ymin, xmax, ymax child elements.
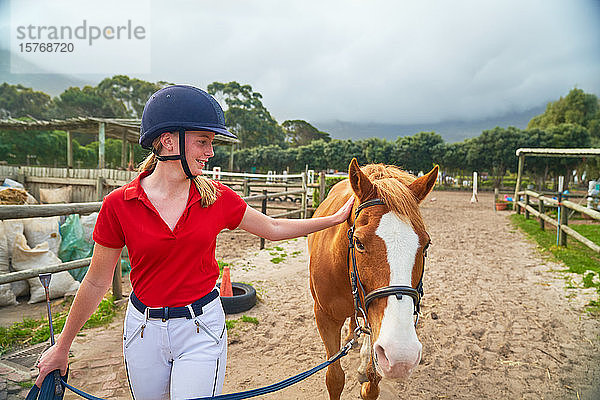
<box><xmin>159</xmin><ymin>132</ymin><xmax>176</xmax><ymax>152</ymax></box>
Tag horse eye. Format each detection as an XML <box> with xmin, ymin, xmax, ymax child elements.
<box><xmin>355</xmin><ymin>238</ymin><xmax>365</xmax><ymax>251</ymax></box>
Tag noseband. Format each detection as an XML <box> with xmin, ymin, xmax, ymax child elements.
<box><xmin>347</xmin><ymin>198</ymin><xmax>427</xmax><ymax>334</ymax></box>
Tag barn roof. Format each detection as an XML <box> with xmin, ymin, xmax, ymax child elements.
<box><xmin>0</xmin><ymin>117</ymin><xmax>239</xmax><ymax>144</ymax></box>
<box><xmin>516</xmin><ymin>148</ymin><xmax>600</xmax><ymax>158</ymax></box>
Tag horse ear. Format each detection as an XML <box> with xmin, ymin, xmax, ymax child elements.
<box><xmin>408</xmin><ymin>165</ymin><xmax>438</xmax><ymax>204</ymax></box>
<box><xmin>348</xmin><ymin>158</ymin><xmax>375</xmax><ymax>201</ymax></box>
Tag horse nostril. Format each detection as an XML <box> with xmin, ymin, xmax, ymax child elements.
<box><xmin>373</xmin><ymin>343</ymin><xmax>390</xmax><ymax>370</ymax></box>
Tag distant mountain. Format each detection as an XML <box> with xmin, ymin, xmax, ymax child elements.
<box><xmin>0</xmin><ymin>49</ymin><xmax>91</xmax><ymax>96</ymax></box>
<box><xmin>315</xmin><ymin>106</ymin><xmax>546</xmax><ymax>143</ymax></box>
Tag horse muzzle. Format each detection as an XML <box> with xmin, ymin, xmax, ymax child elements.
<box><xmin>373</xmin><ymin>339</ymin><xmax>422</xmax><ymax>380</ymax></box>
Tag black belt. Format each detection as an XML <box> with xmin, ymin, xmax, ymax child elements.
<box><xmin>130</xmin><ymin>289</ymin><xmax>219</xmax><ymax>321</ymax></box>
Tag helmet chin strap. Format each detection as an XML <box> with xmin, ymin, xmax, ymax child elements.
<box><xmin>153</xmin><ymin>129</ymin><xmax>196</xmax><ymax>180</ymax></box>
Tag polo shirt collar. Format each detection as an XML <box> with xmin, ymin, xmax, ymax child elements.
<box><xmin>123</xmin><ymin>170</ymin><xmax>201</xmax><ymax>206</ymax></box>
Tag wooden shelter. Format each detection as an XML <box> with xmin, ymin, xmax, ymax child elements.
<box><xmin>0</xmin><ymin>117</ymin><xmax>239</xmax><ymax>170</ymax></box>
<box><xmin>513</xmin><ymin>147</ymin><xmax>600</xmax><ymax>201</ymax></box>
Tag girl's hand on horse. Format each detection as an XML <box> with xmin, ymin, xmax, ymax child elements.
<box><xmin>34</xmin><ymin>342</ymin><xmax>69</xmax><ymax>387</ymax></box>
<box><xmin>332</xmin><ymin>196</ymin><xmax>355</xmax><ymax>224</ymax></box>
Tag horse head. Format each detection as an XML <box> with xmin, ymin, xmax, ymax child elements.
<box><xmin>347</xmin><ymin>158</ymin><xmax>437</xmax><ymax>380</ymax></box>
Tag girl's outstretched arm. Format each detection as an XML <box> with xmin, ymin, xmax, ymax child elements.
<box><xmin>238</xmin><ymin>196</ymin><xmax>354</xmax><ymax>241</ymax></box>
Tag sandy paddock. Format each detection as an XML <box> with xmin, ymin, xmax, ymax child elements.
<box><xmin>22</xmin><ymin>190</ymin><xmax>600</xmax><ymax>399</ymax></box>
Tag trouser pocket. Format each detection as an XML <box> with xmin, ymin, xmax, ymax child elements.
<box><xmin>124</xmin><ymin>322</ymin><xmax>146</xmax><ymax>349</ymax></box>
<box><xmin>192</xmin><ymin>300</ymin><xmax>226</xmax><ymax>345</ymax></box>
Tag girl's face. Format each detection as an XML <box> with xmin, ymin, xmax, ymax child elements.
<box><xmin>185</xmin><ymin>131</ymin><xmax>215</xmax><ymax>175</ymax></box>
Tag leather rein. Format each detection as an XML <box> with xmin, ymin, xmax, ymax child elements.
<box><xmin>347</xmin><ymin>198</ymin><xmax>427</xmax><ymax>335</ymax></box>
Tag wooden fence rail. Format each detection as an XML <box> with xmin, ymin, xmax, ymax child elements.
<box><xmin>516</xmin><ymin>189</ymin><xmax>600</xmax><ymax>254</ymax></box>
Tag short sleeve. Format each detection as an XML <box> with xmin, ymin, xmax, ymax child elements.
<box><xmin>93</xmin><ymin>191</ymin><xmax>125</xmax><ymax>248</ymax></box>
<box><xmin>218</xmin><ymin>183</ymin><xmax>247</xmax><ymax>230</ymax></box>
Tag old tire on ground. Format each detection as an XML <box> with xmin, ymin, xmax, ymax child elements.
<box><xmin>217</xmin><ymin>282</ymin><xmax>256</xmax><ymax>314</ymax></box>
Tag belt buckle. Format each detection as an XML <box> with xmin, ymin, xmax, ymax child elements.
<box><xmin>145</xmin><ymin>306</ymin><xmax>165</xmax><ymax>321</ymax></box>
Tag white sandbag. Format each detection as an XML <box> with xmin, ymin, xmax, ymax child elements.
<box><xmin>11</xmin><ymin>280</ymin><xmax>29</xmax><ymax>298</ymax></box>
<box><xmin>25</xmin><ymin>192</ymin><xmax>38</xmax><ymax>204</ymax></box>
<box><xmin>0</xmin><ymin>221</ymin><xmax>9</xmax><ymax>273</ymax></box>
<box><xmin>3</xmin><ymin>219</ymin><xmax>24</xmax><ymax>261</ymax></box>
<box><xmin>39</xmin><ymin>186</ymin><xmax>72</xmax><ymax>204</ymax></box>
<box><xmin>0</xmin><ymin>283</ymin><xmax>17</xmax><ymax>306</ymax></box>
<box><xmin>0</xmin><ymin>221</ymin><xmax>17</xmax><ymax>306</ymax></box>
<box><xmin>80</xmin><ymin>212</ymin><xmax>99</xmax><ymax>244</ymax></box>
<box><xmin>2</xmin><ymin>178</ymin><xmax>24</xmax><ymax>189</ymax></box>
<box><xmin>23</xmin><ymin>217</ymin><xmax>61</xmax><ymax>256</ymax></box>
<box><xmin>12</xmin><ymin>234</ymin><xmax>80</xmax><ymax>304</ymax></box>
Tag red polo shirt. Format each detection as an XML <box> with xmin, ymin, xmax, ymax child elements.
<box><xmin>92</xmin><ymin>171</ymin><xmax>247</xmax><ymax>307</ymax></box>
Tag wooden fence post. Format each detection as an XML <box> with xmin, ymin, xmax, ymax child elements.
<box><xmin>243</xmin><ymin>179</ymin><xmax>250</xmax><ymax>197</ymax></box>
<box><xmin>260</xmin><ymin>189</ymin><xmax>267</xmax><ymax>250</ymax></box>
<box><xmin>559</xmin><ymin>195</ymin><xmax>568</xmax><ymax>246</ymax></box>
<box><xmin>66</xmin><ymin>131</ymin><xmax>73</xmax><ymax>173</ymax></box>
<box><xmin>112</xmin><ymin>261</ymin><xmax>123</xmax><ymax>301</ymax></box>
<box><xmin>494</xmin><ymin>188</ymin><xmax>498</xmax><ymax>211</ymax></box>
<box><xmin>514</xmin><ymin>153</ymin><xmax>524</xmax><ymax>211</ymax></box>
<box><xmin>301</xmin><ymin>172</ymin><xmax>307</xmax><ymax>219</ymax></box>
<box><xmin>525</xmin><ymin>193</ymin><xmax>530</xmax><ymax>219</ymax></box>
<box><xmin>121</xmin><ymin>128</ymin><xmax>128</xmax><ymax>169</ymax></box>
<box><xmin>96</xmin><ymin>176</ymin><xmax>105</xmax><ymax>201</ymax></box>
<box><xmin>319</xmin><ymin>171</ymin><xmax>326</xmax><ymax>206</ymax></box>
<box><xmin>539</xmin><ymin>198</ymin><xmax>545</xmax><ymax>230</ymax></box>
<box><xmin>98</xmin><ymin>122</ymin><xmax>106</xmax><ymax>169</ymax></box>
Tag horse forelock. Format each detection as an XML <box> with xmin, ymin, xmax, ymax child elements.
<box><xmin>360</xmin><ymin>164</ymin><xmax>427</xmax><ymax>236</ymax></box>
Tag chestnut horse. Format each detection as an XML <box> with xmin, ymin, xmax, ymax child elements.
<box><xmin>308</xmin><ymin>159</ymin><xmax>437</xmax><ymax>400</ymax></box>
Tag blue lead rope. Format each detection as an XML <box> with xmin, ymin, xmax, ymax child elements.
<box><xmin>50</xmin><ymin>338</ymin><xmax>355</xmax><ymax>400</ymax></box>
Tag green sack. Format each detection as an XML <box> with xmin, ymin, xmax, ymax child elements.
<box><xmin>58</xmin><ymin>215</ymin><xmax>93</xmax><ymax>282</ymax></box>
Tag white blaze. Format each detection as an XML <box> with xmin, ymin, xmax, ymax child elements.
<box><xmin>373</xmin><ymin>212</ymin><xmax>422</xmax><ymax>375</ymax></box>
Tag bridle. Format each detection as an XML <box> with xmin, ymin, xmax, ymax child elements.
<box><xmin>347</xmin><ymin>198</ymin><xmax>428</xmax><ymax>336</ymax></box>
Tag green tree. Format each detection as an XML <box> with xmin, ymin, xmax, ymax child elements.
<box><xmin>467</xmin><ymin>127</ymin><xmax>527</xmax><ymax>188</ymax></box>
<box><xmin>360</xmin><ymin>138</ymin><xmax>395</xmax><ymax>164</ymax></box>
<box><xmin>395</xmin><ymin>131</ymin><xmax>444</xmax><ymax>173</ymax></box>
<box><xmin>324</xmin><ymin>139</ymin><xmax>363</xmax><ymax>172</ymax></box>
<box><xmin>52</xmin><ymin>86</ymin><xmax>128</xmax><ymax>118</ymax></box>
<box><xmin>528</xmin><ymin>88</ymin><xmax>600</xmax><ymax>141</ymax></box>
<box><xmin>282</xmin><ymin>120</ymin><xmax>331</xmax><ymax>146</ymax></box>
<box><xmin>0</xmin><ymin>83</ymin><xmax>52</xmax><ymax>119</ymax></box>
<box><xmin>96</xmin><ymin>75</ymin><xmax>169</xmax><ymax>118</ymax></box>
<box><xmin>207</xmin><ymin>81</ymin><xmax>285</xmax><ymax>148</ymax></box>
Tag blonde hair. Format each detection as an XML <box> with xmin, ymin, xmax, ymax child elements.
<box><xmin>137</xmin><ymin>136</ymin><xmax>220</xmax><ymax>207</ymax></box>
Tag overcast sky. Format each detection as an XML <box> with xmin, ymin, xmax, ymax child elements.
<box><xmin>1</xmin><ymin>0</ymin><xmax>599</xmax><ymax>125</ymax></box>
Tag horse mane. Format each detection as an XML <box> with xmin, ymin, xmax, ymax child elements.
<box><xmin>360</xmin><ymin>164</ymin><xmax>426</xmax><ymax>233</ymax></box>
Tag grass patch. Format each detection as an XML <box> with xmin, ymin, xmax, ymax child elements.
<box><xmin>17</xmin><ymin>380</ymin><xmax>34</xmax><ymax>389</ymax></box>
<box><xmin>226</xmin><ymin>315</ymin><xmax>259</xmax><ymax>331</ymax></box>
<box><xmin>0</xmin><ymin>296</ymin><xmax>117</xmax><ymax>356</ymax></box>
<box><xmin>225</xmin><ymin>319</ymin><xmax>238</xmax><ymax>330</ymax></box>
<box><xmin>570</xmin><ymin>224</ymin><xmax>600</xmax><ymax>245</ymax></box>
<box><xmin>217</xmin><ymin>259</ymin><xmax>230</xmax><ymax>276</ymax></box>
<box><xmin>270</xmin><ymin>256</ymin><xmax>285</xmax><ymax>264</ymax></box>
<box><xmin>241</xmin><ymin>315</ymin><xmax>259</xmax><ymax>324</ymax></box>
<box><xmin>510</xmin><ymin>214</ymin><xmax>600</xmax><ymax>314</ymax></box>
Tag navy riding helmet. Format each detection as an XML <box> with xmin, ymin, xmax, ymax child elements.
<box><xmin>139</xmin><ymin>85</ymin><xmax>237</xmax><ymax>178</ymax></box>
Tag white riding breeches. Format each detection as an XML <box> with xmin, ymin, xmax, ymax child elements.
<box><xmin>123</xmin><ymin>294</ymin><xmax>227</xmax><ymax>400</ymax></box>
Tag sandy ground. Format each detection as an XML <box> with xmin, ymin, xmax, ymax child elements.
<box><xmin>3</xmin><ymin>190</ymin><xmax>600</xmax><ymax>399</ymax></box>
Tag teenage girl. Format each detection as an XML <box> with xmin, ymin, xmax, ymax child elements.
<box><xmin>35</xmin><ymin>85</ymin><xmax>354</xmax><ymax>399</ymax></box>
